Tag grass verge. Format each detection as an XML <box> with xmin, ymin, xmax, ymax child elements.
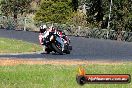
<box><xmin>0</xmin><ymin>62</ymin><xmax>131</xmax><ymax>88</ymax></box>
<box><xmin>0</xmin><ymin>37</ymin><xmax>41</xmax><ymax>53</ymax></box>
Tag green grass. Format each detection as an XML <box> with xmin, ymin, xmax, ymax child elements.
<box><xmin>0</xmin><ymin>37</ymin><xmax>41</xmax><ymax>53</ymax></box>
<box><xmin>0</xmin><ymin>63</ymin><xmax>131</xmax><ymax>88</ymax></box>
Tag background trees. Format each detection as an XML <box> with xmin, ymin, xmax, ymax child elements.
<box><xmin>0</xmin><ymin>0</ymin><xmax>131</xmax><ymax>32</ymax></box>
<box><xmin>86</xmin><ymin>0</ymin><xmax>103</xmax><ymax>23</ymax></box>
<box><xmin>72</xmin><ymin>0</ymin><xmax>78</xmax><ymax>11</ymax></box>
<box><xmin>110</xmin><ymin>0</ymin><xmax>132</xmax><ymax>31</ymax></box>
<box><xmin>34</xmin><ymin>0</ymin><xmax>73</xmax><ymax>25</ymax></box>
<box><xmin>0</xmin><ymin>0</ymin><xmax>33</xmax><ymax>30</ymax></box>
<box><xmin>84</xmin><ymin>0</ymin><xmax>132</xmax><ymax>31</ymax></box>
<box><xmin>0</xmin><ymin>0</ymin><xmax>32</xmax><ymax>19</ymax></box>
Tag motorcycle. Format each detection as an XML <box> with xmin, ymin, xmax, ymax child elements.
<box><xmin>41</xmin><ymin>31</ymin><xmax>72</xmax><ymax>55</ymax></box>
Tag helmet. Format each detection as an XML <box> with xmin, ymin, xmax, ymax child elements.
<box><xmin>42</xmin><ymin>25</ymin><xmax>47</xmax><ymax>29</ymax></box>
<box><xmin>40</xmin><ymin>24</ymin><xmax>47</xmax><ymax>33</ymax></box>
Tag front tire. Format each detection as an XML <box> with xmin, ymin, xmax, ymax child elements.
<box><xmin>52</xmin><ymin>43</ymin><xmax>63</xmax><ymax>55</ymax></box>
<box><xmin>65</xmin><ymin>50</ymin><xmax>70</xmax><ymax>54</ymax></box>
<box><xmin>63</xmin><ymin>44</ymin><xmax>71</xmax><ymax>54</ymax></box>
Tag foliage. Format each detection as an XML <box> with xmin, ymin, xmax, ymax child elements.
<box><xmin>34</xmin><ymin>0</ymin><xmax>73</xmax><ymax>25</ymax></box>
<box><xmin>0</xmin><ymin>0</ymin><xmax>32</xmax><ymax>18</ymax></box>
<box><xmin>110</xmin><ymin>0</ymin><xmax>132</xmax><ymax>31</ymax></box>
<box><xmin>82</xmin><ymin>0</ymin><xmax>132</xmax><ymax>31</ymax></box>
<box><xmin>0</xmin><ymin>0</ymin><xmax>131</xmax><ymax>32</ymax></box>
<box><xmin>72</xmin><ymin>0</ymin><xmax>78</xmax><ymax>11</ymax></box>
<box><xmin>86</xmin><ymin>0</ymin><xmax>103</xmax><ymax>23</ymax></box>
<box><xmin>68</xmin><ymin>11</ymin><xmax>87</xmax><ymax>27</ymax></box>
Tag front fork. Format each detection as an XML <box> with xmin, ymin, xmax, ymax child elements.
<box><xmin>56</xmin><ymin>37</ymin><xmax>65</xmax><ymax>51</ymax></box>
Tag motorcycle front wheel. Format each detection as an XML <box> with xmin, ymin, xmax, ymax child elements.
<box><xmin>52</xmin><ymin>43</ymin><xmax>63</xmax><ymax>55</ymax></box>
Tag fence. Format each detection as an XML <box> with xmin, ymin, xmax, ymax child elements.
<box><xmin>44</xmin><ymin>23</ymin><xmax>132</xmax><ymax>42</ymax></box>
<box><xmin>74</xmin><ymin>28</ymin><xmax>132</xmax><ymax>42</ymax></box>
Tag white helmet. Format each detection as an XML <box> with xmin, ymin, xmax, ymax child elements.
<box><xmin>42</xmin><ymin>25</ymin><xmax>47</xmax><ymax>29</ymax></box>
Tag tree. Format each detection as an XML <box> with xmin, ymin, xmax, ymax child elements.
<box><xmin>34</xmin><ymin>0</ymin><xmax>41</xmax><ymax>5</ymax></box>
<box><xmin>34</xmin><ymin>0</ymin><xmax>73</xmax><ymax>25</ymax></box>
<box><xmin>72</xmin><ymin>0</ymin><xmax>78</xmax><ymax>11</ymax></box>
<box><xmin>102</xmin><ymin>0</ymin><xmax>132</xmax><ymax>32</ymax></box>
<box><xmin>69</xmin><ymin>11</ymin><xmax>87</xmax><ymax>26</ymax></box>
<box><xmin>0</xmin><ymin>0</ymin><xmax>32</xmax><ymax>19</ymax></box>
<box><xmin>84</xmin><ymin>0</ymin><xmax>132</xmax><ymax>31</ymax></box>
<box><xmin>86</xmin><ymin>0</ymin><xmax>103</xmax><ymax>23</ymax></box>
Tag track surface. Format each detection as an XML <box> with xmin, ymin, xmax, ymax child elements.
<box><xmin>0</xmin><ymin>29</ymin><xmax>132</xmax><ymax>61</ymax></box>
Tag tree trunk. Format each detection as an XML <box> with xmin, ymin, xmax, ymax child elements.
<box><xmin>117</xmin><ymin>28</ymin><xmax>122</xmax><ymax>41</ymax></box>
<box><xmin>14</xmin><ymin>14</ymin><xmax>18</xmax><ymax>30</ymax></box>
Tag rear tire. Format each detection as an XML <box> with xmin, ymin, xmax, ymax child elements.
<box><xmin>65</xmin><ymin>50</ymin><xmax>70</xmax><ymax>54</ymax></box>
<box><xmin>52</xmin><ymin>43</ymin><xmax>63</xmax><ymax>55</ymax></box>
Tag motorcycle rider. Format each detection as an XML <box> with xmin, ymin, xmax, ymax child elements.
<box><xmin>45</xmin><ymin>25</ymin><xmax>65</xmax><ymax>51</ymax></box>
<box><xmin>39</xmin><ymin>24</ymin><xmax>57</xmax><ymax>53</ymax></box>
<box><xmin>39</xmin><ymin>24</ymin><xmax>70</xmax><ymax>53</ymax></box>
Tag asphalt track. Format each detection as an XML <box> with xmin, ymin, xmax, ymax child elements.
<box><xmin>0</xmin><ymin>29</ymin><xmax>132</xmax><ymax>61</ymax></box>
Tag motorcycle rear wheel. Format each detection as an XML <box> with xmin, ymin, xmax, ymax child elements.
<box><xmin>45</xmin><ymin>48</ymin><xmax>51</xmax><ymax>54</ymax></box>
